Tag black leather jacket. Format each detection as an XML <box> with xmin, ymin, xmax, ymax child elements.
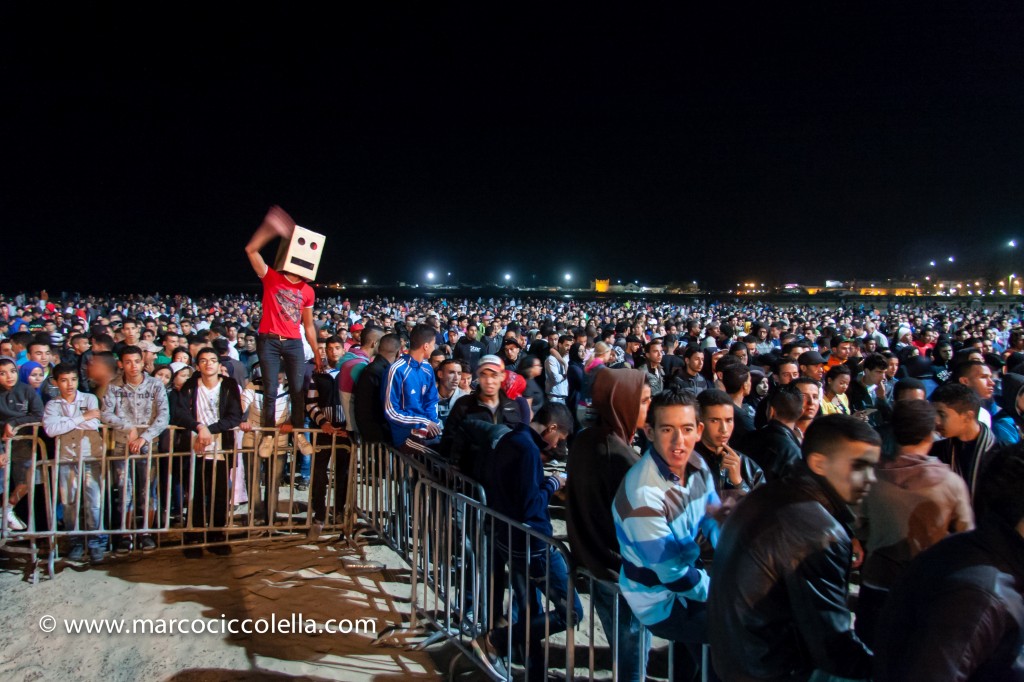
<box><xmin>740</xmin><ymin>421</ymin><xmax>803</xmax><ymax>482</ymax></box>
<box><xmin>874</xmin><ymin>522</ymin><xmax>1024</xmax><ymax>681</ymax></box>
<box><xmin>708</xmin><ymin>466</ymin><xmax>872</xmax><ymax>681</ymax></box>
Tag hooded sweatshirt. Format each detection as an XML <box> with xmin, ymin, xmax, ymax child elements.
<box><xmin>859</xmin><ymin>452</ymin><xmax>974</xmax><ymax>589</ymax></box>
<box><xmin>992</xmin><ymin>372</ymin><xmax>1024</xmax><ymax>445</ymax></box>
<box><xmin>566</xmin><ymin>368</ymin><xmax>647</xmax><ymax>581</ymax></box>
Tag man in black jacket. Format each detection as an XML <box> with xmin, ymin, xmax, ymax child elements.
<box><xmin>438</xmin><ymin>354</ymin><xmax>523</xmax><ymax>479</ymax></box>
<box><xmin>172</xmin><ymin>347</ymin><xmax>243</xmax><ymax>555</ymax></box>
<box><xmin>709</xmin><ymin>415</ymin><xmax>880</xmax><ymax>681</ymax></box>
<box><xmin>740</xmin><ymin>384</ymin><xmax>805</xmax><ymax>481</ymax></box>
<box><xmin>873</xmin><ymin>443</ymin><xmax>1024</xmax><ymax>681</ymax></box>
<box><xmin>352</xmin><ymin>334</ymin><xmax>401</xmax><ymax>445</ymax></box>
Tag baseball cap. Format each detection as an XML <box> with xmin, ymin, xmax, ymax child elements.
<box><xmin>798</xmin><ymin>350</ymin><xmax>826</xmax><ymax>365</ymax></box>
<box><xmin>476</xmin><ymin>355</ymin><xmax>505</xmax><ymax>375</ymax></box>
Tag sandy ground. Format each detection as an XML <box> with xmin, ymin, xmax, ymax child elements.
<box><xmin>0</xmin><ymin>535</ymin><xmax>448</xmax><ymax>682</ymax></box>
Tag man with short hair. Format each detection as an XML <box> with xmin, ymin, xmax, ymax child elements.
<box><xmin>43</xmin><ymin>363</ymin><xmax>107</xmax><ymax>563</ymax></box>
<box><xmin>156</xmin><ymin>331</ymin><xmax>179</xmax><ymax>367</ymax></box>
<box><xmin>353</xmin><ymin>334</ymin><xmax>401</xmax><ymax>445</ymax></box>
<box><xmin>930</xmin><ymin>382</ymin><xmax>997</xmax><ymax>499</ymax></box>
<box><xmin>695</xmin><ymin>389</ymin><xmax>764</xmax><ymax>498</ymax></box>
<box><xmin>741</xmin><ymin>384</ymin><xmax>805</xmax><ymax>481</ymax></box>
<box><xmin>384</xmin><ymin>323</ymin><xmax>442</xmax><ymax>452</ymax></box>
<box><xmin>846</xmin><ymin>353</ymin><xmax>893</xmax><ymax>427</ymax></box>
<box><xmin>453</xmin><ymin>322</ymin><xmax>486</xmax><ymax>374</ymax></box>
<box><xmin>709</xmin><ymin>415</ymin><xmax>880</xmax><ymax>681</ymax></box>
<box><xmin>613</xmin><ymin>388</ymin><xmax>720</xmax><ymax>679</ymax></box>
<box><xmin>954</xmin><ymin>359</ymin><xmax>996</xmax><ymax>427</ymax></box>
<box><xmin>670</xmin><ymin>345</ymin><xmax>708</xmax><ymax>396</ymax></box>
<box><xmin>642</xmin><ymin>339</ymin><xmax>666</xmax><ymax>393</ymax></box>
<box><xmin>545</xmin><ymin>334</ymin><xmax>572</xmax><ymax>403</ymax></box>
<box><xmin>101</xmin><ymin>345</ymin><xmax>170</xmax><ymax>553</ymax></box>
<box><xmin>720</xmin><ymin>363</ymin><xmax>755</xmax><ymax>445</ymax></box>
<box><xmin>434</xmin><ymin>358</ymin><xmax>467</xmax><ymax>428</ymax></box>
<box><xmin>873</xmin><ymin>445</ymin><xmax>1024</xmax><ymax>681</ymax></box>
<box><xmin>793</xmin><ymin>376</ymin><xmax>822</xmax><ymax>437</ymax></box>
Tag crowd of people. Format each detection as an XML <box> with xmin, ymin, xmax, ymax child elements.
<box><xmin>2</xmin><ymin>281</ymin><xmax>1024</xmax><ymax>679</ymax></box>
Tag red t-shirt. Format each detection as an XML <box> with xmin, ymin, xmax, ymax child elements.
<box><xmin>258</xmin><ymin>267</ymin><xmax>314</xmax><ymax>338</ymax></box>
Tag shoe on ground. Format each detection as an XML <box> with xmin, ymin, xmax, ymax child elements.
<box><xmin>295</xmin><ymin>434</ymin><xmax>314</xmax><ymax>456</ymax></box>
<box><xmin>183</xmin><ymin>546</ymin><xmax>204</xmax><ymax>559</ymax></box>
<box><xmin>258</xmin><ymin>434</ymin><xmax>275</xmax><ymax>458</ymax></box>
<box><xmin>5</xmin><ymin>508</ymin><xmax>26</xmax><ymax>531</ymax></box>
<box><xmin>116</xmin><ymin>538</ymin><xmax>133</xmax><ymax>554</ymax></box>
<box><xmin>307</xmin><ymin>521</ymin><xmax>323</xmax><ymax>542</ymax></box>
<box><xmin>208</xmin><ymin>544</ymin><xmax>232</xmax><ymax>556</ymax></box>
<box><xmin>293</xmin><ymin>478</ymin><xmax>309</xmax><ymax>491</ymax></box>
<box><xmin>66</xmin><ymin>544</ymin><xmax>85</xmax><ymax>561</ymax></box>
<box><xmin>140</xmin><ymin>535</ymin><xmax>156</xmax><ymax>551</ymax></box>
<box><xmin>89</xmin><ymin>547</ymin><xmax>105</xmax><ymax>564</ymax></box>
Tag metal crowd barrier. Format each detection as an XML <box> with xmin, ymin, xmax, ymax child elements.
<box><xmin>0</xmin><ymin>422</ymin><xmax>350</xmax><ymax>581</ymax></box>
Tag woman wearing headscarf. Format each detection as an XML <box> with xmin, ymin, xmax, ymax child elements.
<box><xmin>566</xmin><ymin>342</ymin><xmax>586</xmax><ymax>433</ymax></box>
<box><xmin>0</xmin><ymin>358</ymin><xmax>44</xmax><ymax>530</ymax></box>
<box><xmin>18</xmin><ymin>361</ymin><xmax>46</xmax><ymax>396</ymax></box>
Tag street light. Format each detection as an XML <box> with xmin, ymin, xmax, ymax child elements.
<box><xmin>929</xmin><ymin>261</ymin><xmax>936</xmax><ymax>267</ymax></box>
<box><xmin>948</xmin><ymin>256</ymin><xmax>955</xmax><ymax>263</ymax></box>
<box><xmin>564</xmin><ymin>273</ymin><xmax>572</xmax><ymax>282</ymax></box>
<box><xmin>426</xmin><ymin>271</ymin><xmax>435</xmax><ymax>281</ymax></box>
<box><xmin>362</xmin><ymin>278</ymin><xmax>367</xmax><ymax>284</ymax></box>
<box><xmin>1009</xmin><ymin>240</ymin><xmax>1017</xmax><ymax>248</ymax></box>
<box><xmin>504</xmin><ymin>273</ymin><xmax>511</xmax><ymax>282</ymax></box>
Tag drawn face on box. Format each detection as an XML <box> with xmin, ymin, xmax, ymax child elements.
<box><xmin>276</xmin><ymin>225</ymin><xmax>326</xmax><ymax>281</ymax></box>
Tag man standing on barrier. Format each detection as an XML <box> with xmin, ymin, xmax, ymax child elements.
<box><xmin>101</xmin><ymin>345</ymin><xmax>169</xmax><ymax>553</ymax></box>
<box><xmin>612</xmin><ymin>386</ymin><xmax>721</xmax><ymax>681</ymax></box>
<box><xmin>244</xmin><ymin>205</ymin><xmax>322</xmax><ymax>462</ymax></box>
<box><xmin>477</xmin><ymin>402</ymin><xmax>583</xmax><ymax>680</ymax></box>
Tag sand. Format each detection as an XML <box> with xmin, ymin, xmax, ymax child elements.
<box><xmin>0</xmin><ymin>536</ymin><xmax>447</xmax><ymax>682</ymax></box>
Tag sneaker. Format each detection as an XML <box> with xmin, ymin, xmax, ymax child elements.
<box><xmin>116</xmin><ymin>538</ymin><xmax>133</xmax><ymax>554</ymax></box>
<box><xmin>293</xmin><ymin>478</ymin><xmax>309</xmax><ymax>492</ymax></box>
<box><xmin>5</xmin><ymin>508</ymin><xmax>26</xmax><ymax>531</ymax></box>
<box><xmin>66</xmin><ymin>544</ymin><xmax>85</xmax><ymax>561</ymax></box>
<box><xmin>258</xmin><ymin>434</ymin><xmax>275</xmax><ymax>458</ymax></box>
<box><xmin>140</xmin><ymin>535</ymin><xmax>156</xmax><ymax>551</ymax></box>
<box><xmin>295</xmin><ymin>433</ymin><xmax>314</xmax><ymax>456</ymax></box>
<box><xmin>89</xmin><ymin>547</ymin><xmax>105</xmax><ymax>564</ymax></box>
<box><xmin>307</xmin><ymin>521</ymin><xmax>323</xmax><ymax>542</ymax></box>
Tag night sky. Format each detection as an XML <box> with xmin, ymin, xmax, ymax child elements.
<box><xmin>4</xmin><ymin>5</ymin><xmax>1024</xmax><ymax>293</ymax></box>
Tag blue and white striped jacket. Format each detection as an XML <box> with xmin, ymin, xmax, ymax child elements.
<box><xmin>612</xmin><ymin>447</ymin><xmax>720</xmax><ymax>626</ymax></box>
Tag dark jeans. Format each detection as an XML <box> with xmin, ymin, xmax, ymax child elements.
<box><xmin>492</xmin><ymin>541</ymin><xmax>583</xmax><ymax>680</ymax></box>
<box><xmin>310</xmin><ymin>431</ymin><xmax>348</xmax><ymax>524</ymax></box>
<box><xmin>256</xmin><ymin>335</ymin><xmax>306</xmax><ymax>430</ymax></box>
<box><xmin>648</xmin><ymin>599</ymin><xmax>714</xmax><ymax>682</ymax></box>
<box><xmin>187</xmin><ymin>458</ymin><xmax>228</xmax><ymax>542</ymax></box>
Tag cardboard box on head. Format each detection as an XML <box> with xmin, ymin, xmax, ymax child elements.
<box><xmin>274</xmin><ymin>225</ymin><xmax>326</xmax><ymax>281</ymax></box>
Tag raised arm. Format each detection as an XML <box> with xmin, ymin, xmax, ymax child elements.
<box><xmin>245</xmin><ymin>205</ymin><xmax>295</xmax><ymax>279</ymax></box>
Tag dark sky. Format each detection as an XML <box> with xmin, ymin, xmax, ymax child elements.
<box><xmin>4</xmin><ymin>4</ymin><xmax>1024</xmax><ymax>293</ymax></box>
